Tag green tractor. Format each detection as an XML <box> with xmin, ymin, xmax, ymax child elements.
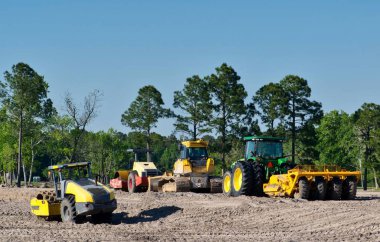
<box><xmin>223</xmin><ymin>136</ymin><xmax>294</xmax><ymax>196</ymax></box>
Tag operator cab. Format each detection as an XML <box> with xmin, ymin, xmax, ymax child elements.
<box><xmin>180</xmin><ymin>140</ymin><xmax>209</xmax><ymax>167</ymax></box>
<box><xmin>245</xmin><ymin>136</ymin><xmax>285</xmax><ymax>160</ymax></box>
<box><xmin>60</xmin><ymin>165</ymin><xmax>91</xmax><ymax>181</ymax></box>
<box><xmin>48</xmin><ymin>162</ymin><xmax>92</xmax><ymax>200</ymax></box>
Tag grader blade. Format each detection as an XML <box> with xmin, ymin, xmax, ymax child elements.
<box><xmin>148</xmin><ymin>176</ymin><xmax>191</xmax><ymax>192</ymax></box>
<box><xmin>162</xmin><ymin>177</ymin><xmax>191</xmax><ymax>192</ymax></box>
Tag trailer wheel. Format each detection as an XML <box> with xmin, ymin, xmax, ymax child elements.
<box><xmin>327</xmin><ymin>177</ymin><xmax>342</xmax><ymax>200</ymax></box>
<box><xmin>128</xmin><ymin>171</ymin><xmax>137</xmax><ymax>193</ymax></box>
<box><xmin>222</xmin><ymin>171</ymin><xmax>232</xmax><ymax>196</ymax></box>
<box><xmin>251</xmin><ymin>162</ymin><xmax>264</xmax><ymax>196</ymax></box>
<box><xmin>232</xmin><ymin>162</ymin><xmax>253</xmax><ymax>196</ymax></box>
<box><xmin>295</xmin><ymin>177</ymin><xmax>310</xmax><ymax>199</ymax></box>
<box><xmin>60</xmin><ymin>195</ymin><xmax>77</xmax><ymax>223</ymax></box>
<box><xmin>315</xmin><ymin>177</ymin><xmax>327</xmax><ymax>200</ymax></box>
<box><xmin>342</xmin><ymin>177</ymin><xmax>357</xmax><ymax>200</ymax></box>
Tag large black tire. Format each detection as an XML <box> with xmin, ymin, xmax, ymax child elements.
<box><xmin>315</xmin><ymin>177</ymin><xmax>327</xmax><ymax>200</ymax></box>
<box><xmin>342</xmin><ymin>177</ymin><xmax>357</xmax><ymax>200</ymax></box>
<box><xmin>295</xmin><ymin>177</ymin><xmax>310</xmax><ymax>199</ymax></box>
<box><xmin>60</xmin><ymin>195</ymin><xmax>77</xmax><ymax>223</ymax></box>
<box><xmin>327</xmin><ymin>177</ymin><xmax>342</xmax><ymax>200</ymax></box>
<box><xmin>231</xmin><ymin>162</ymin><xmax>253</xmax><ymax>196</ymax></box>
<box><xmin>222</xmin><ymin>171</ymin><xmax>232</xmax><ymax>196</ymax></box>
<box><xmin>128</xmin><ymin>171</ymin><xmax>137</xmax><ymax>193</ymax></box>
<box><xmin>251</xmin><ymin>162</ymin><xmax>264</xmax><ymax>196</ymax></box>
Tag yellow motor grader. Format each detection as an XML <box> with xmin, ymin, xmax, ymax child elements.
<box><xmin>147</xmin><ymin>140</ymin><xmax>222</xmax><ymax>193</ymax></box>
<box><xmin>30</xmin><ymin>162</ymin><xmax>117</xmax><ymax>222</ymax></box>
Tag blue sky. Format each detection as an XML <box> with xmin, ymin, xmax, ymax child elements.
<box><xmin>1</xmin><ymin>1</ymin><xmax>379</xmax><ymax>136</ymax></box>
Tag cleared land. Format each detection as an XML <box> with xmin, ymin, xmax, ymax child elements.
<box><xmin>0</xmin><ymin>188</ymin><xmax>379</xmax><ymax>241</ymax></box>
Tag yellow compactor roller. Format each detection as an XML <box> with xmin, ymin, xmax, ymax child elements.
<box><xmin>31</xmin><ymin>162</ymin><xmax>117</xmax><ymax>222</ymax></box>
<box><xmin>110</xmin><ymin>161</ymin><xmax>160</xmax><ymax>192</ymax></box>
<box><xmin>147</xmin><ymin>140</ymin><xmax>222</xmax><ymax>193</ymax></box>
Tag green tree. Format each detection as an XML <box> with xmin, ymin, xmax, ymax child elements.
<box><xmin>121</xmin><ymin>85</ymin><xmax>172</xmax><ymax>162</ymax></box>
<box><xmin>2</xmin><ymin>63</ymin><xmax>51</xmax><ymax>187</ymax></box>
<box><xmin>296</xmin><ymin>121</ymin><xmax>319</xmax><ymax>162</ymax></box>
<box><xmin>23</xmin><ymin>99</ymin><xmax>56</xmax><ymax>185</ymax></box>
<box><xmin>279</xmin><ymin>75</ymin><xmax>322</xmax><ymax>163</ymax></box>
<box><xmin>353</xmin><ymin>103</ymin><xmax>380</xmax><ymax>189</ymax></box>
<box><xmin>173</xmin><ymin>75</ymin><xmax>212</xmax><ymax>140</ymax></box>
<box><xmin>0</xmin><ymin>109</ymin><xmax>17</xmax><ymax>184</ymax></box>
<box><xmin>45</xmin><ymin>114</ymin><xmax>75</xmax><ymax>164</ymax></box>
<box><xmin>86</xmin><ymin>129</ymin><xmax>128</xmax><ymax>182</ymax></box>
<box><xmin>254</xmin><ymin>82</ymin><xmax>288</xmax><ymax>136</ymax></box>
<box><xmin>373</xmin><ymin>129</ymin><xmax>380</xmax><ymax>189</ymax></box>
<box><xmin>316</xmin><ymin>110</ymin><xmax>358</xmax><ymax>168</ymax></box>
<box><xmin>207</xmin><ymin>63</ymin><xmax>247</xmax><ymax>168</ymax></box>
<box><xmin>159</xmin><ymin>143</ymin><xmax>178</xmax><ymax>170</ymax></box>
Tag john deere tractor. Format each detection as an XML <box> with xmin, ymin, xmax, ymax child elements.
<box><xmin>223</xmin><ymin>136</ymin><xmax>360</xmax><ymax>200</ymax></box>
<box><xmin>223</xmin><ymin>136</ymin><xmax>292</xmax><ymax>196</ymax></box>
<box><xmin>30</xmin><ymin>162</ymin><xmax>117</xmax><ymax>222</ymax></box>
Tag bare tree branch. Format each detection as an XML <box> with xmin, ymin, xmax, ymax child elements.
<box><xmin>64</xmin><ymin>90</ymin><xmax>103</xmax><ymax>162</ymax></box>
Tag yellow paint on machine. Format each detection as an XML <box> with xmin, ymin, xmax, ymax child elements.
<box><xmin>173</xmin><ymin>158</ymin><xmax>192</xmax><ymax>174</ymax></box>
<box><xmin>65</xmin><ymin>182</ymin><xmax>94</xmax><ymax>203</ymax></box>
<box><xmin>30</xmin><ymin>198</ymin><xmax>60</xmax><ymax>216</ymax></box>
<box><xmin>181</xmin><ymin>140</ymin><xmax>209</xmax><ymax>148</ymax></box>
<box><xmin>66</xmin><ymin>180</ymin><xmax>115</xmax><ymax>201</ymax></box>
<box><xmin>192</xmin><ymin>158</ymin><xmax>215</xmax><ymax>174</ymax></box>
<box><xmin>114</xmin><ymin>170</ymin><xmax>130</xmax><ymax>180</ymax></box>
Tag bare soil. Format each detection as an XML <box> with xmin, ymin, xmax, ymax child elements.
<box><xmin>0</xmin><ymin>188</ymin><xmax>379</xmax><ymax>241</ymax></box>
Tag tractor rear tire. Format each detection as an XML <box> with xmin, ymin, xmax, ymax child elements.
<box><xmin>60</xmin><ymin>195</ymin><xmax>77</xmax><ymax>223</ymax></box>
<box><xmin>222</xmin><ymin>171</ymin><xmax>232</xmax><ymax>196</ymax></box>
<box><xmin>128</xmin><ymin>171</ymin><xmax>137</xmax><ymax>193</ymax></box>
<box><xmin>251</xmin><ymin>162</ymin><xmax>264</xmax><ymax>196</ymax></box>
<box><xmin>315</xmin><ymin>177</ymin><xmax>327</xmax><ymax>200</ymax></box>
<box><xmin>342</xmin><ymin>177</ymin><xmax>357</xmax><ymax>200</ymax></box>
<box><xmin>327</xmin><ymin>177</ymin><xmax>342</xmax><ymax>200</ymax></box>
<box><xmin>232</xmin><ymin>162</ymin><xmax>253</xmax><ymax>197</ymax></box>
<box><xmin>295</xmin><ymin>177</ymin><xmax>310</xmax><ymax>199</ymax></box>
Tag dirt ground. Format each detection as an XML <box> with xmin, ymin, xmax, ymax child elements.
<box><xmin>0</xmin><ymin>188</ymin><xmax>379</xmax><ymax>242</ymax></box>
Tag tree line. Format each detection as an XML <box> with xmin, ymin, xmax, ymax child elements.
<box><xmin>0</xmin><ymin>62</ymin><xmax>378</xmax><ymax>189</ymax></box>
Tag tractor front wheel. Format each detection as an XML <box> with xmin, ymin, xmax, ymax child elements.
<box><xmin>222</xmin><ymin>171</ymin><xmax>232</xmax><ymax>196</ymax></box>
